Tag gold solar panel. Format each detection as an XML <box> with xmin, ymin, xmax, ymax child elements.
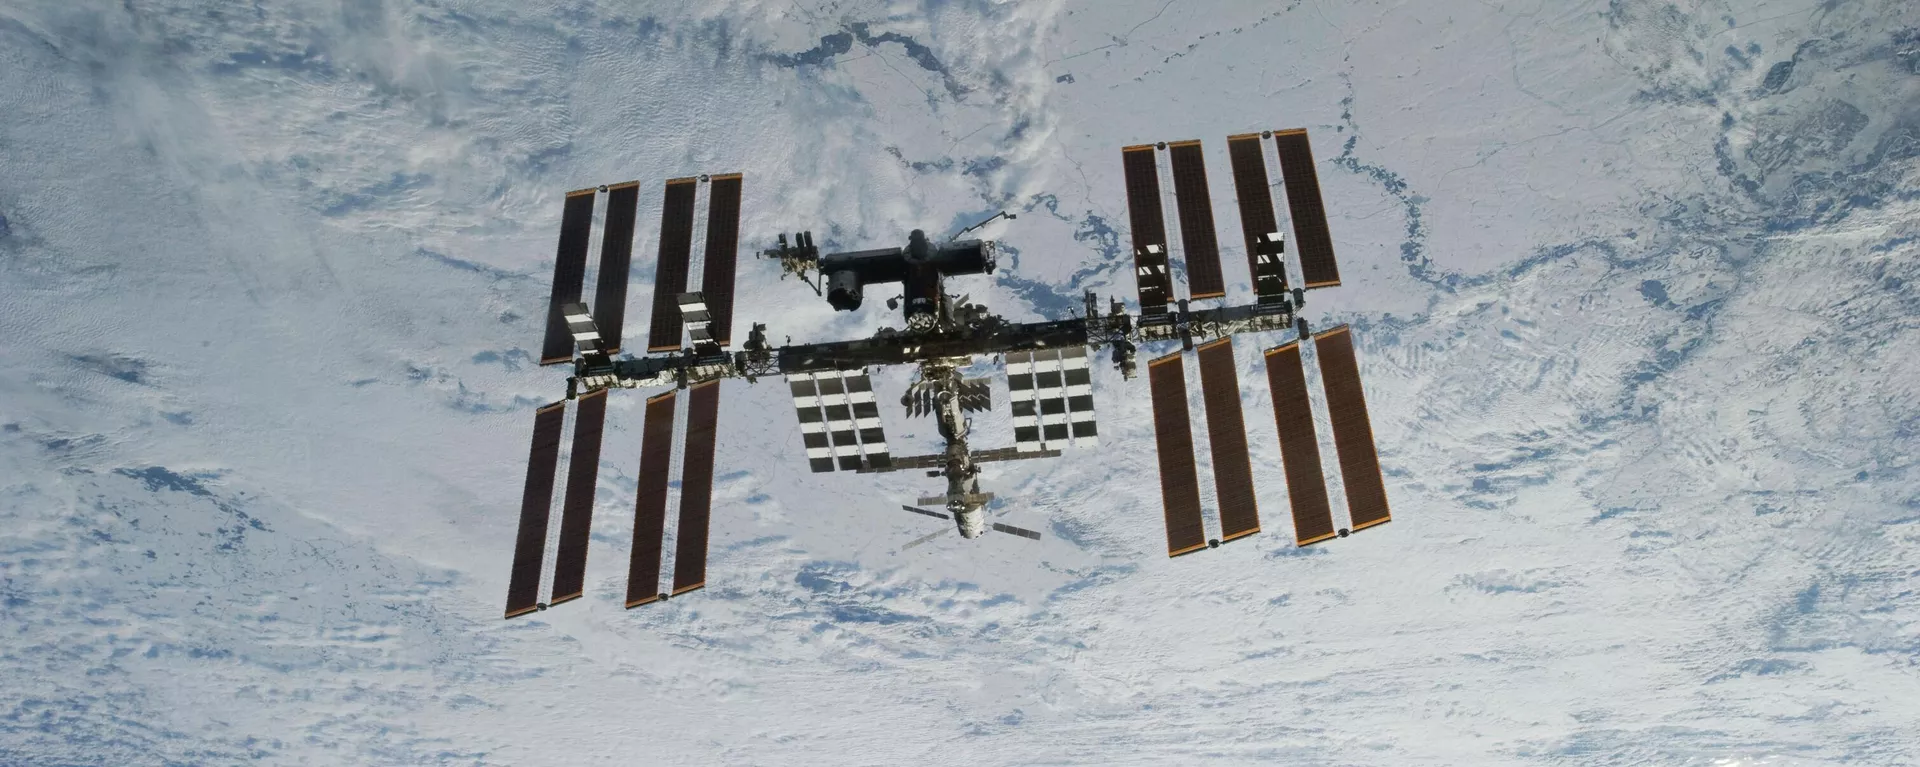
<box><xmin>646</xmin><ymin>178</ymin><xmax>699</xmax><ymax>351</ymax></box>
<box><xmin>1312</xmin><ymin>325</ymin><xmax>1390</xmax><ymax>531</ymax></box>
<box><xmin>1123</xmin><ymin>145</ymin><xmax>1173</xmax><ymax>314</ymax></box>
<box><xmin>1149</xmin><ymin>352</ymin><xmax>1208</xmax><ymax>556</ymax></box>
<box><xmin>1196</xmin><ymin>338</ymin><xmax>1260</xmax><ymax>542</ymax></box>
<box><xmin>671</xmin><ymin>381</ymin><xmax>721</xmax><ymax>595</ymax></box>
<box><xmin>1264</xmin><ymin>341</ymin><xmax>1336</xmax><ymax>545</ymax></box>
<box><xmin>505</xmin><ymin>401</ymin><xmax>567</xmax><ymax>619</ymax></box>
<box><xmin>541</xmin><ymin>191</ymin><xmax>597</xmax><ymax>364</ymax></box>
<box><xmin>1167</xmin><ymin>140</ymin><xmax>1226</xmax><ymax>300</ymax></box>
<box><xmin>592</xmin><ymin>181</ymin><xmax>641</xmax><ymax>354</ymax></box>
<box><xmin>1226</xmin><ymin>134</ymin><xmax>1289</xmax><ymax>303</ymax></box>
<box><xmin>700</xmin><ymin>174</ymin><xmax>743</xmax><ymax>346</ymax></box>
<box><xmin>549</xmin><ymin>388</ymin><xmax>608</xmax><ymax>605</ymax></box>
<box><xmin>1272</xmin><ymin>129</ymin><xmax>1340</xmax><ymax>289</ymax></box>
<box><xmin>625</xmin><ymin>390</ymin><xmax>678</xmax><ymax>608</ymax></box>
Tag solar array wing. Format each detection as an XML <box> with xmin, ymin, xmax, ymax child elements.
<box><xmin>786</xmin><ymin>373</ymin><xmax>836</xmax><ymax>473</ymax></box>
<box><xmin>646</xmin><ymin>178</ymin><xmax>699</xmax><ymax>352</ymax></box>
<box><xmin>1312</xmin><ymin>325</ymin><xmax>1391</xmax><ymax>531</ymax></box>
<box><xmin>1148</xmin><ymin>352</ymin><xmax>1208</xmax><ymax>557</ymax></box>
<box><xmin>671</xmin><ymin>381</ymin><xmax>720</xmax><ymax>596</ymax></box>
<box><xmin>1006</xmin><ymin>351</ymin><xmax>1044</xmax><ymax>453</ymax></box>
<box><xmin>625</xmin><ymin>390</ymin><xmax>678</xmax><ymax>607</ymax></box>
<box><xmin>1167</xmin><ymin>140</ymin><xmax>1226</xmax><ymax>300</ymax></box>
<box><xmin>901</xmin><ymin>528</ymin><xmax>948</xmax><ymax>552</ymax></box>
<box><xmin>1060</xmin><ymin>346</ymin><xmax>1099</xmax><ymax>448</ymax></box>
<box><xmin>1272</xmin><ymin>129</ymin><xmax>1340</xmax><ymax>289</ymax></box>
<box><xmin>1196</xmin><ymin>338</ymin><xmax>1261</xmax><ymax>542</ymax></box>
<box><xmin>842</xmin><ymin>370</ymin><xmax>892</xmax><ymax>470</ymax></box>
<box><xmin>1032</xmin><ymin>349</ymin><xmax>1071</xmax><ymax>448</ymax></box>
<box><xmin>1264</xmin><ymin>341</ymin><xmax>1337</xmax><ymax>546</ymax></box>
<box><xmin>540</xmin><ymin>189</ymin><xmax>597</xmax><ymax>364</ymax></box>
<box><xmin>903</xmin><ymin>505</ymin><xmax>949</xmax><ymax>520</ymax></box>
<box><xmin>548</xmin><ymin>388</ymin><xmax>607</xmax><ymax>605</ymax></box>
<box><xmin>1226</xmin><ymin>134</ymin><xmax>1290</xmax><ymax>304</ymax></box>
<box><xmin>593</xmin><ymin>181</ymin><xmax>640</xmax><ymax>354</ymax></box>
<box><xmin>505</xmin><ymin>401</ymin><xmax>567</xmax><ymax>618</ymax></box>
<box><xmin>700</xmin><ymin>174</ymin><xmax>743</xmax><ymax>347</ymax></box>
<box><xmin>991</xmin><ymin>522</ymin><xmax>1043</xmax><ymax>540</ymax></box>
<box><xmin>1122</xmin><ymin>145</ymin><xmax>1173</xmax><ymax>314</ymax></box>
<box><xmin>814</xmin><ymin>372</ymin><xmax>864</xmax><ymax>472</ymax></box>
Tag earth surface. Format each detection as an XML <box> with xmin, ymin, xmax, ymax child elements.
<box><xmin>3</xmin><ymin>1</ymin><xmax>1918</xmax><ymax>764</ymax></box>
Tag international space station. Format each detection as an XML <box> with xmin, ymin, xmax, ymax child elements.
<box><xmin>503</xmin><ymin>129</ymin><xmax>1392</xmax><ymax>619</ymax></box>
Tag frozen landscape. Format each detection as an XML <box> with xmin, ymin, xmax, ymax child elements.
<box><xmin>2</xmin><ymin>0</ymin><xmax>1918</xmax><ymax>764</ymax></box>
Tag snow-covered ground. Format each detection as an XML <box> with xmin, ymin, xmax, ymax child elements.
<box><xmin>3</xmin><ymin>1</ymin><xmax>1917</xmax><ymax>764</ymax></box>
